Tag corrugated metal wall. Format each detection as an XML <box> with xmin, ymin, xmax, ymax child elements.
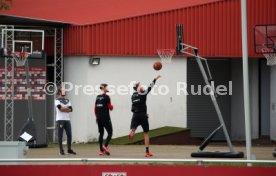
<box><xmin>63</xmin><ymin>0</ymin><xmax>276</xmax><ymax>57</ymax></box>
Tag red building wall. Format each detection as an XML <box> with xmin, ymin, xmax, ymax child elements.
<box><xmin>63</xmin><ymin>0</ymin><xmax>276</xmax><ymax>58</ymax></box>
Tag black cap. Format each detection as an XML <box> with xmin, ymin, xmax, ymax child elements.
<box><xmin>133</xmin><ymin>82</ymin><xmax>140</xmax><ymax>91</ymax></box>
<box><xmin>100</xmin><ymin>83</ymin><xmax>108</xmax><ymax>89</ymax></box>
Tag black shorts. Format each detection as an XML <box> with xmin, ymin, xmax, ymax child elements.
<box><xmin>130</xmin><ymin>113</ymin><xmax>149</xmax><ymax>132</ymax></box>
<box><xmin>98</xmin><ymin>120</ymin><xmax>113</xmax><ymax>134</ymax></box>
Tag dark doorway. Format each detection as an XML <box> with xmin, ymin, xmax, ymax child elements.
<box><xmin>259</xmin><ymin>59</ymin><xmax>270</xmax><ymax>137</ymax></box>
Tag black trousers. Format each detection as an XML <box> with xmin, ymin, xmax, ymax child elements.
<box><xmin>98</xmin><ymin>119</ymin><xmax>113</xmax><ymax>151</ymax></box>
<box><xmin>57</xmin><ymin>120</ymin><xmax>72</xmax><ymax>152</ymax></box>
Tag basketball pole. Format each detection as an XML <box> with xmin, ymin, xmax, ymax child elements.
<box><xmin>241</xmin><ymin>0</ymin><xmax>252</xmax><ymax>162</ymax></box>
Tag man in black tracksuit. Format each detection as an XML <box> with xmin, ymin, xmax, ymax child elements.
<box><xmin>130</xmin><ymin>75</ymin><xmax>161</xmax><ymax>157</ymax></box>
<box><xmin>94</xmin><ymin>83</ymin><xmax>113</xmax><ymax>156</ymax></box>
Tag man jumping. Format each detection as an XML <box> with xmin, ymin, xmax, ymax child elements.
<box><xmin>94</xmin><ymin>83</ymin><xmax>114</xmax><ymax>156</ymax></box>
<box><xmin>129</xmin><ymin>75</ymin><xmax>161</xmax><ymax>157</ymax></box>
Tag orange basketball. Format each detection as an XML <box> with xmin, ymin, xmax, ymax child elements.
<box><xmin>153</xmin><ymin>61</ymin><xmax>162</xmax><ymax>71</ymax></box>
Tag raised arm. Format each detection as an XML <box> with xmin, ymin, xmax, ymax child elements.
<box><xmin>145</xmin><ymin>75</ymin><xmax>161</xmax><ymax>95</ymax></box>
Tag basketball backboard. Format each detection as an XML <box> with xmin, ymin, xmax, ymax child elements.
<box><xmin>1</xmin><ymin>28</ymin><xmax>45</xmax><ymax>59</ymax></box>
<box><xmin>175</xmin><ymin>23</ymin><xmax>199</xmax><ymax>57</ymax></box>
<box><xmin>176</xmin><ymin>24</ymin><xmax>184</xmax><ymax>55</ymax></box>
<box><xmin>13</xmin><ymin>40</ymin><xmax>32</xmax><ymax>54</ymax></box>
<box><xmin>254</xmin><ymin>24</ymin><xmax>276</xmax><ymax>54</ymax></box>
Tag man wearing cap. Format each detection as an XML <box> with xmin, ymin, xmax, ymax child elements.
<box><xmin>94</xmin><ymin>83</ymin><xmax>113</xmax><ymax>155</ymax></box>
<box><xmin>130</xmin><ymin>75</ymin><xmax>161</xmax><ymax>157</ymax></box>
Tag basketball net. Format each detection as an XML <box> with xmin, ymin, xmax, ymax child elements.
<box><xmin>12</xmin><ymin>52</ymin><xmax>29</xmax><ymax>67</ymax></box>
<box><xmin>157</xmin><ymin>49</ymin><xmax>174</xmax><ymax>63</ymax></box>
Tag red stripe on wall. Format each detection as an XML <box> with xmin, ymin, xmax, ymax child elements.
<box><xmin>1</xmin><ymin>165</ymin><xmax>276</xmax><ymax>176</ymax></box>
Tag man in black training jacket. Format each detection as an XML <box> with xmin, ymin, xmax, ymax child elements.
<box><xmin>94</xmin><ymin>83</ymin><xmax>114</xmax><ymax>156</ymax></box>
<box><xmin>130</xmin><ymin>75</ymin><xmax>161</xmax><ymax>157</ymax></box>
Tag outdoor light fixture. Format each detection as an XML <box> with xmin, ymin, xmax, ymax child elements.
<box><xmin>89</xmin><ymin>57</ymin><xmax>100</xmax><ymax>65</ymax></box>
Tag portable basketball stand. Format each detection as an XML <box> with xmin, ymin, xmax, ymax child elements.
<box><xmin>176</xmin><ymin>24</ymin><xmax>244</xmax><ymax>158</ymax></box>
<box><xmin>1</xmin><ymin>28</ymin><xmax>47</xmax><ymax>147</ymax></box>
<box><xmin>254</xmin><ymin>24</ymin><xmax>276</xmax><ymax>158</ymax></box>
<box><xmin>2</xmin><ymin>49</ymin><xmax>40</xmax><ymax>147</ymax></box>
<box><xmin>18</xmin><ymin>52</ymin><xmax>38</xmax><ymax>147</ymax></box>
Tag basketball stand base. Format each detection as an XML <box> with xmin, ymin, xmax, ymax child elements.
<box><xmin>273</xmin><ymin>151</ymin><xmax>276</xmax><ymax>157</ymax></box>
<box><xmin>191</xmin><ymin>151</ymin><xmax>244</xmax><ymax>158</ymax></box>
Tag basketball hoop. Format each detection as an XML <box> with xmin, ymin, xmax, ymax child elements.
<box><xmin>12</xmin><ymin>52</ymin><xmax>29</xmax><ymax>67</ymax></box>
<box><xmin>157</xmin><ymin>49</ymin><xmax>174</xmax><ymax>63</ymax></box>
<box><xmin>261</xmin><ymin>47</ymin><xmax>276</xmax><ymax>66</ymax></box>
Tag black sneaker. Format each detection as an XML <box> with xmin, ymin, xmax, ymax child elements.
<box><xmin>68</xmin><ymin>149</ymin><xmax>76</xmax><ymax>155</ymax></box>
<box><xmin>59</xmin><ymin>150</ymin><xmax>65</xmax><ymax>155</ymax></box>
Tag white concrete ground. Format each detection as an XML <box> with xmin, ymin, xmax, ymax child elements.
<box><xmin>26</xmin><ymin>144</ymin><xmax>276</xmax><ymax>160</ymax></box>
